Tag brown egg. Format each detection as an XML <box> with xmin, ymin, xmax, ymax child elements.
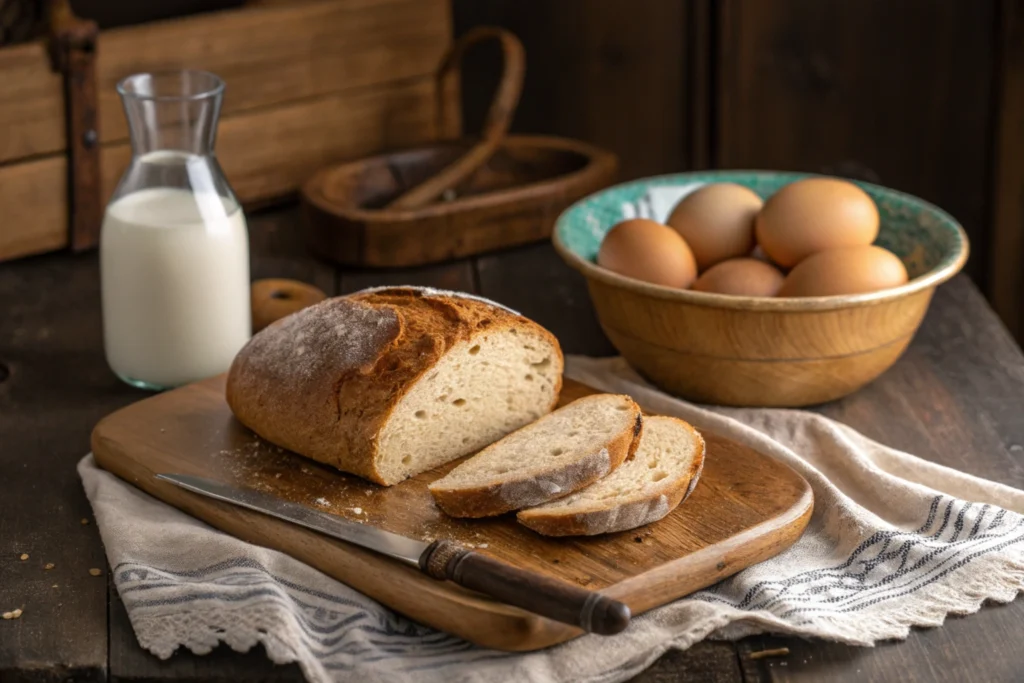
<box><xmin>597</xmin><ymin>218</ymin><xmax>698</xmax><ymax>288</ymax></box>
<box><xmin>755</xmin><ymin>178</ymin><xmax>880</xmax><ymax>268</ymax></box>
<box><xmin>691</xmin><ymin>258</ymin><xmax>785</xmax><ymax>297</ymax></box>
<box><xmin>666</xmin><ymin>183</ymin><xmax>763</xmax><ymax>271</ymax></box>
<box><xmin>777</xmin><ymin>245</ymin><xmax>908</xmax><ymax>297</ymax></box>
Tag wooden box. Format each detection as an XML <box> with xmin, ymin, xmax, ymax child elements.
<box><xmin>0</xmin><ymin>0</ymin><xmax>453</xmax><ymax>262</ymax></box>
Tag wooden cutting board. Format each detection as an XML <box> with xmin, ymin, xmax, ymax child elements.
<box><xmin>91</xmin><ymin>376</ymin><xmax>813</xmax><ymax>651</ymax></box>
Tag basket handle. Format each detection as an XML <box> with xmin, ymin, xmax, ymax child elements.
<box><xmin>386</xmin><ymin>27</ymin><xmax>525</xmax><ymax>210</ymax></box>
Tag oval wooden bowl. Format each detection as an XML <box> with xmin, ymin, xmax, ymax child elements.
<box><xmin>302</xmin><ymin>135</ymin><xmax>617</xmax><ymax>267</ymax></box>
<box><xmin>553</xmin><ymin>171</ymin><xmax>969</xmax><ymax>407</ymax></box>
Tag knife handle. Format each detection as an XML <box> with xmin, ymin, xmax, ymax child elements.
<box><xmin>419</xmin><ymin>539</ymin><xmax>630</xmax><ymax>635</ymax></box>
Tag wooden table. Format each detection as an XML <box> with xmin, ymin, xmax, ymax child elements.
<box><xmin>2</xmin><ymin>205</ymin><xmax>1023</xmax><ymax>682</ymax></box>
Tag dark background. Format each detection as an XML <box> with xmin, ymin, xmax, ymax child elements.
<box><xmin>454</xmin><ymin>0</ymin><xmax>1021</xmax><ymax>338</ymax></box>
<box><xmin>6</xmin><ymin>0</ymin><xmax>1022</xmax><ymax>337</ymax></box>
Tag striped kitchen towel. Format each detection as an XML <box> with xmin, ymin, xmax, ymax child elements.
<box><xmin>78</xmin><ymin>355</ymin><xmax>1024</xmax><ymax>683</ymax></box>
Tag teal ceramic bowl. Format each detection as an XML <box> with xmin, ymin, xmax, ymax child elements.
<box><xmin>553</xmin><ymin>170</ymin><xmax>969</xmax><ymax>406</ymax></box>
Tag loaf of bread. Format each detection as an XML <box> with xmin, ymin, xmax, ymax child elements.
<box><xmin>517</xmin><ymin>415</ymin><xmax>704</xmax><ymax>536</ymax></box>
<box><xmin>428</xmin><ymin>394</ymin><xmax>643</xmax><ymax>518</ymax></box>
<box><xmin>226</xmin><ymin>287</ymin><xmax>564</xmax><ymax>486</ymax></box>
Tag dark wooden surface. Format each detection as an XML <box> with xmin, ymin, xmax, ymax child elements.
<box><xmin>454</xmin><ymin>0</ymin><xmax>709</xmax><ymax>181</ymax></box>
<box><xmin>990</xmin><ymin>0</ymin><xmax>1024</xmax><ymax>340</ymax></box>
<box><xmin>714</xmin><ymin>0</ymin><xmax>996</xmax><ymax>289</ymax></box>
<box><xmin>3</xmin><ymin>204</ymin><xmax>1024</xmax><ymax>681</ymax></box>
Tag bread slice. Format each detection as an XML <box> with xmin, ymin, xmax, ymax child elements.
<box><xmin>226</xmin><ymin>286</ymin><xmax>563</xmax><ymax>486</ymax></box>
<box><xmin>428</xmin><ymin>394</ymin><xmax>643</xmax><ymax>518</ymax></box>
<box><xmin>517</xmin><ymin>416</ymin><xmax>705</xmax><ymax>536</ymax></box>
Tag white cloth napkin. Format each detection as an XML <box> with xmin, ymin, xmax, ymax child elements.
<box><xmin>79</xmin><ymin>356</ymin><xmax>1024</xmax><ymax>683</ymax></box>
<box><xmin>620</xmin><ymin>184</ymin><xmax>704</xmax><ymax>222</ymax></box>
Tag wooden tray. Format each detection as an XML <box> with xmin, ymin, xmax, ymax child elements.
<box><xmin>301</xmin><ymin>134</ymin><xmax>617</xmax><ymax>268</ymax></box>
<box><xmin>91</xmin><ymin>377</ymin><xmax>812</xmax><ymax>651</ymax></box>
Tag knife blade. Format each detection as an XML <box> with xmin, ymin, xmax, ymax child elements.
<box><xmin>156</xmin><ymin>473</ymin><xmax>426</xmax><ymax>566</ymax></box>
<box><xmin>156</xmin><ymin>473</ymin><xmax>631</xmax><ymax>635</ymax></box>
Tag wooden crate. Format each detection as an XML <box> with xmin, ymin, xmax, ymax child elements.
<box><xmin>0</xmin><ymin>0</ymin><xmax>453</xmax><ymax>262</ymax></box>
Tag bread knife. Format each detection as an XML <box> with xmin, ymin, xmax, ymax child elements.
<box><xmin>155</xmin><ymin>473</ymin><xmax>631</xmax><ymax>635</ymax></box>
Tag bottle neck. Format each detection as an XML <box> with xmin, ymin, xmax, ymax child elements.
<box><xmin>121</xmin><ymin>92</ymin><xmax>222</xmax><ymax>157</ymax></box>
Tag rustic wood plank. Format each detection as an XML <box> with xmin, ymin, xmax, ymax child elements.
<box><xmin>340</xmin><ymin>259</ymin><xmax>477</xmax><ymax>294</ymax></box>
<box><xmin>990</xmin><ymin>0</ymin><xmax>1024</xmax><ymax>339</ymax></box>
<box><xmin>0</xmin><ymin>0</ymin><xmax>451</xmax><ymax>163</ymax></box>
<box><xmin>0</xmin><ymin>77</ymin><xmax>438</xmax><ymax>261</ymax></box>
<box><xmin>476</xmin><ymin>241</ymin><xmax>616</xmax><ymax>357</ymax></box>
<box><xmin>742</xmin><ymin>601</ymin><xmax>1024</xmax><ymax>683</ymax></box>
<box><xmin>685</xmin><ymin>0</ymin><xmax>714</xmax><ymax>170</ymax></box>
<box><xmin>0</xmin><ymin>252</ymin><xmax>139</xmax><ymax>683</ymax></box>
<box><xmin>821</xmin><ymin>277</ymin><xmax>1024</xmax><ymax>484</ymax></box>
<box><xmin>0</xmin><ymin>155</ymin><xmax>69</xmax><ymax>259</ymax></box>
<box><xmin>715</xmin><ymin>0</ymin><xmax>996</xmax><ymax>287</ymax></box>
<box><xmin>0</xmin><ymin>41</ymin><xmax>64</xmax><ymax>162</ymax></box>
<box><xmin>628</xmin><ymin>643</ymin><xmax>742</xmax><ymax>683</ymax></box>
<box><xmin>454</xmin><ymin>0</ymin><xmax>693</xmax><ymax>180</ymax></box>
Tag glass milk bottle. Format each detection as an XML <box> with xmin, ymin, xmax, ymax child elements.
<box><xmin>101</xmin><ymin>70</ymin><xmax>251</xmax><ymax>390</ymax></box>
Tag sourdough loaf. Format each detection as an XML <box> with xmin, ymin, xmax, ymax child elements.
<box><xmin>428</xmin><ymin>394</ymin><xmax>643</xmax><ymax>518</ymax></box>
<box><xmin>226</xmin><ymin>287</ymin><xmax>564</xmax><ymax>486</ymax></box>
<box><xmin>517</xmin><ymin>415</ymin><xmax>705</xmax><ymax>536</ymax></box>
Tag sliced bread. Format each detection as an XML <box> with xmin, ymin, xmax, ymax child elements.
<box><xmin>517</xmin><ymin>415</ymin><xmax>705</xmax><ymax>536</ymax></box>
<box><xmin>428</xmin><ymin>394</ymin><xmax>643</xmax><ymax>518</ymax></box>
<box><xmin>226</xmin><ymin>286</ymin><xmax>563</xmax><ymax>486</ymax></box>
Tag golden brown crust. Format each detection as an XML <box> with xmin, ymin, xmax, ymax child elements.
<box><xmin>429</xmin><ymin>401</ymin><xmax>644</xmax><ymax>518</ymax></box>
<box><xmin>226</xmin><ymin>287</ymin><xmax>563</xmax><ymax>485</ymax></box>
<box><xmin>517</xmin><ymin>418</ymin><xmax>705</xmax><ymax>536</ymax></box>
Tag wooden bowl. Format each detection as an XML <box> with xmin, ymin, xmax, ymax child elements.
<box><xmin>552</xmin><ymin>171</ymin><xmax>969</xmax><ymax>407</ymax></box>
<box><xmin>302</xmin><ymin>135</ymin><xmax>617</xmax><ymax>267</ymax></box>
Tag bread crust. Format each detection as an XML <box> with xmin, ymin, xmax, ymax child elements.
<box><xmin>429</xmin><ymin>399</ymin><xmax>644</xmax><ymax>518</ymax></box>
<box><xmin>516</xmin><ymin>417</ymin><xmax>705</xmax><ymax>536</ymax></box>
<box><xmin>226</xmin><ymin>287</ymin><xmax>563</xmax><ymax>485</ymax></box>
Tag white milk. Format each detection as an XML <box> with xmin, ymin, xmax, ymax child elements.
<box><xmin>100</xmin><ymin>187</ymin><xmax>251</xmax><ymax>388</ymax></box>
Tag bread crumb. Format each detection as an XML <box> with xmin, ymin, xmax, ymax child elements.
<box><xmin>89</xmin><ymin>568</ymin><xmax>102</xmax><ymax>577</ymax></box>
<box><xmin>44</xmin><ymin>563</ymin><xmax>55</xmax><ymax>570</ymax></box>
<box><xmin>18</xmin><ymin>554</ymin><xmax>28</xmax><ymax>561</ymax></box>
<box><xmin>2</xmin><ymin>608</ymin><xmax>22</xmax><ymax>620</ymax></box>
<box><xmin>314</xmin><ymin>497</ymin><xmax>329</xmax><ymax>507</ymax></box>
<box><xmin>478</xmin><ymin>543</ymin><xmax>488</xmax><ymax>549</ymax></box>
<box><xmin>352</xmin><ymin>507</ymin><xmax>362</xmax><ymax>515</ymax></box>
<box><xmin>51</xmin><ymin>584</ymin><xmax>59</xmax><ymax>589</ymax></box>
<box><xmin>81</xmin><ymin>518</ymin><xmax>89</xmax><ymax>525</ymax></box>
